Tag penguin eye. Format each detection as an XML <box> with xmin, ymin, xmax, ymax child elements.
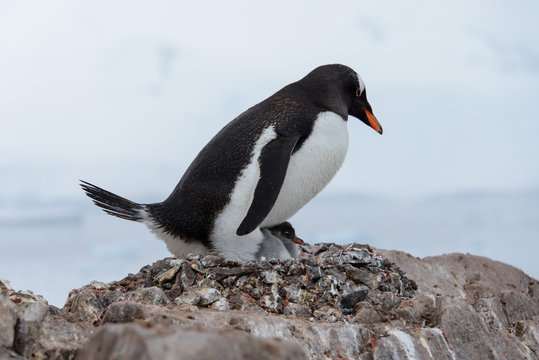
<box><xmin>283</xmin><ymin>230</ymin><xmax>292</xmax><ymax>239</ymax></box>
<box><xmin>355</xmin><ymin>86</ymin><xmax>361</xmax><ymax>97</ymax></box>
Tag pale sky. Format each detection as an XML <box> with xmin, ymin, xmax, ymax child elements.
<box><xmin>1</xmin><ymin>0</ymin><xmax>538</xmax><ymax>201</ymax></box>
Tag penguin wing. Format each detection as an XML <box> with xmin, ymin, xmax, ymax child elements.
<box><xmin>236</xmin><ymin>135</ymin><xmax>300</xmax><ymax>236</ymax></box>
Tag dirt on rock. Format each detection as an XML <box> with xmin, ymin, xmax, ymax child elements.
<box><xmin>0</xmin><ymin>244</ymin><xmax>537</xmax><ymax>360</ymax></box>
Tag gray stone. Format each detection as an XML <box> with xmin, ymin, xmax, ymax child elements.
<box><xmin>509</xmin><ymin>317</ymin><xmax>539</xmax><ymax>356</ymax></box>
<box><xmin>102</xmin><ymin>301</ymin><xmax>146</xmax><ymax>324</ymax></box>
<box><xmin>339</xmin><ymin>286</ymin><xmax>369</xmax><ymax>314</ymax></box>
<box><xmin>208</xmin><ymin>266</ymin><xmax>257</xmax><ymax>282</ymax></box>
<box><xmin>210</xmin><ymin>298</ymin><xmax>230</xmax><ymax>311</ymax></box>
<box><xmin>176</xmin><ymin>261</ymin><xmax>197</xmax><ymax>290</ymax></box>
<box><xmin>0</xmin><ymin>348</ymin><xmax>26</xmax><ymax>359</ymax></box>
<box><xmin>198</xmin><ymin>288</ymin><xmax>221</xmax><ymax>306</ymax></box>
<box><xmin>76</xmin><ymin>323</ymin><xmax>308</xmax><ymax>360</ymax></box>
<box><xmin>63</xmin><ymin>288</ymin><xmax>104</xmax><ymax>323</ymax></box>
<box><xmin>283</xmin><ymin>303</ymin><xmax>312</xmax><ymax>316</ymax></box>
<box><xmin>0</xmin><ymin>296</ymin><xmax>17</xmax><ymax>348</ymax></box>
<box><xmin>121</xmin><ymin>286</ymin><xmax>170</xmax><ymax>306</ymax></box>
<box><xmin>13</xmin><ymin>300</ymin><xmax>92</xmax><ymax>359</ymax></box>
<box><xmin>175</xmin><ymin>287</ymin><xmax>220</xmax><ymax>307</ymax></box>
<box><xmin>0</xmin><ymin>278</ymin><xmax>14</xmax><ymax>296</ymax></box>
<box><xmin>14</xmin><ymin>301</ymin><xmax>50</xmax><ymax>355</ymax></box>
<box><xmin>169</xmin><ymin>258</ymin><xmax>186</xmax><ymax>267</ymax></box>
<box><xmin>175</xmin><ymin>289</ymin><xmax>202</xmax><ymax>306</ymax></box>
<box><xmin>282</xmin><ymin>284</ymin><xmax>302</xmax><ymax>303</ymax></box>
<box><xmin>201</xmin><ymin>254</ymin><xmax>226</xmax><ymax>268</ymax></box>
<box><xmin>155</xmin><ymin>265</ymin><xmax>181</xmax><ymax>284</ymax></box>
<box><xmin>345</xmin><ymin>265</ymin><xmax>379</xmax><ymax>289</ymax></box>
<box><xmin>312</xmin><ymin>305</ymin><xmax>342</xmax><ymax>322</ymax></box>
<box><xmin>261</xmin><ymin>270</ymin><xmax>282</xmax><ymax>285</ymax></box>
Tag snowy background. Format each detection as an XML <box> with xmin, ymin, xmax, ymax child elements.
<box><xmin>1</xmin><ymin>1</ymin><xmax>538</xmax><ymax>307</ymax></box>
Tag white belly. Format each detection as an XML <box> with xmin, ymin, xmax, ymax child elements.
<box><xmin>209</xmin><ymin>125</ymin><xmax>278</xmax><ymax>261</ymax></box>
<box><xmin>261</xmin><ymin>111</ymin><xmax>349</xmax><ymax>226</ymax></box>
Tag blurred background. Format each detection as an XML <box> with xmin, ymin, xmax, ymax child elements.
<box><xmin>1</xmin><ymin>0</ymin><xmax>538</xmax><ymax>307</ymax></box>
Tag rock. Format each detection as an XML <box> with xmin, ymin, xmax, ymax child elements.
<box><xmin>13</xmin><ymin>301</ymin><xmax>50</xmax><ymax>355</ymax></box>
<box><xmin>207</xmin><ymin>265</ymin><xmax>257</xmax><ymax>282</ymax></box>
<box><xmin>435</xmin><ymin>297</ymin><xmax>530</xmax><ymax>359</ymax></box>
<box><xmin>102</xmin><ymin>301</ymin><xmax>146</xmax><ymax>324</ymax></box>
<box><xmin>174</xmin><ymin>289</ymin><xmax>202</xmax><ymax>306</ymax></box>
<box><xmin>201</xmin><ymin>254</ymin><xmax>225</xmax><ymax>268</ymax></box>
<box><xmin>228</xmin><ymin>291</ymin><xmax>263</xmax><ymax>312</ymax></box>
<box><xmin>198</xmin><ymin>288</ymin><xmax>221</xmax><ymax>306</ymax></box>
<box><xmin>374</xmin><ymin>250</ymin><xmax>539</xmax><ymax>359</ymax></box>
<box><xmin>1</xmin><ymin>245</ymin><xmax>537</xmax><ymax>360</ymax></box>
<box><xmin>77</xmin><ymin>301</ymin><xmax>373</xmax><ymax>359</ymax></box>
<box><xmin>177</xmin><ymin>261</ymin><xmax>197</xmax><ymax>289</ymax></box>
<box><xmin>283</xmin><ymin>303</ymin><xmax>312</xmax><ymax>316</ymax></box>
<box><xmin>510</xmin><ymin>317</ymin><xmax>539</xmax><ymax>356</ymax></box>
<box><xmin>0</xmin><ymin>296</ymin><xmax>17</xmax><ymax>348</ymax></box>
<box><xmin>261</xmin><ymin>270</ymin><xmax>283</xmax><ymax>285</ymax></box>
<box><xmin>64</xmin><ymin>288</ymin><xmax>104</xmax><ymax>323</ymax></box>
<box><xmin>211</xmin><ymin>298</ymin><xmax>231</xmax><ymax>311</ymax></box>
<box><xmin>175</xmin><ymin>286</ymin><xmax>220</xmax><ymax>306</ymax></box>
<box><xmin>121</xmin><ymin>286</ymin><xmax>171</xmax><ymax>305</ymax></box>
<box><xmin>345</xmin><ymin>265</ymin><xmax>379</xmax><ymax>289</ymax></box>
<box><xmin>76</xmin><ymin>323</ymin><xmax>308</xmax><ymax>360</ymax></box>
<box><xmin>339</xmin><ymin>286</ymin><xmax>369</xmax><ymax>314</ymax></box>
<box><xmin>353</xmin><ymin>302</ymin><xmax>384</xmax><ymax>324</ymax></box>
<box><xmin>0</xmin><ymin>278</ymin><xmax>13</xmax><ymax>295</ymax></box>
<box><xmin>10</xmin><ymin>297</ymin><xmax>92</xmax><ymax>359</ymax></box>
<box><xmin>0</xmin><ymin>348</ymin><xmax>26</xmax><ymax>360</ymax></box>
<box><xmin>155</xmin><ymin>265</ymin><xmax>181</xmax><ymax>284</ymax></box>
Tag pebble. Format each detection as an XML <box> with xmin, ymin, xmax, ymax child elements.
<box><xmin>197</xmin><ymin>288</ymin><xmax>221</xmax><ymax>306</ymax></box>
<box><xmin>156</xmin><ymin>266</ymin><xmax>181</xmax><ymax>285</ymax></box>
<box><xmin>261</xmin><ymin>270</ymin><xmax>282</xmax><ymax>285</ymax></box>
<box><xmin>62</xmin><ymin>243</ymin><xmax>416</xmax><ymax>324</ymax></box>
<box><xmin>210</xmin><ymin>297</ymin><xmax>230</xmax><ymax>311</ymax></box>
<box><xmin>339</xmin><ymin>286</ymin><xmax>370</xmax><ymax>314</ymax></box>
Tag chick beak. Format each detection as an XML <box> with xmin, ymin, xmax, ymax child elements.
<box><xmin>293</xmin><ymin>237</ymin><xmax>306</xmax><ymax>245</ymax></box>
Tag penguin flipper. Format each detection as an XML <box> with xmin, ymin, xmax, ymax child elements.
<box><xmin>236</xmin><ymin>135</ymin><xmax>300</xmax><ymax>236</ymax></box>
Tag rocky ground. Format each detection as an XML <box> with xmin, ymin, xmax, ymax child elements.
<box><xmin>1</xmin><ymin>243</ymin><xmax>537</xmax><ymax>359</ymax></box>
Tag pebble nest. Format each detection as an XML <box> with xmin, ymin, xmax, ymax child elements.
<box><xmin>64</xmin><ymin>243</ymin><xmax>417</xmax><ymax>324</ymax></box>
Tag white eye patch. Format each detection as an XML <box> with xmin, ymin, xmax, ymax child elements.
<box><xmin>356</xmin><ymin>73</ymin><xmax>365</xmax><ymax>94</ymax></box>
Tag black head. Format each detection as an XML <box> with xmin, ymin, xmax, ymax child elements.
<box><xmin>298</xmin><ymin>64</ymin><xmax>382</xmax><ymax>134</ymax></box>
<box><xmin>267</xmin><ymin>222</ymin><xmax>305</xmax><ymax>245</ymax></box>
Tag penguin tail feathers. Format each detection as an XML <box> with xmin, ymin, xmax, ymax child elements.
<box><xmin>80</xmin><ymin>180</ymin><xmax>146</xmax><ymax>222</ymax></box>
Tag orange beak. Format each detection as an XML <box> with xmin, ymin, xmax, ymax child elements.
<box><xmin>293</xmin><ymin>237</ymin><xmax>305</xmax><ymax>245</ymax></box>
<box><xmin>366</xmin><ymin>110</ymin><xmax>383</xmax><ymax>135</ymax></box>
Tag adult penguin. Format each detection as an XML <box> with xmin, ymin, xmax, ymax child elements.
<box><xmin>81</xmin><ymin>64</ymin><xmax>382</xmax><ymax>262</ymax></box>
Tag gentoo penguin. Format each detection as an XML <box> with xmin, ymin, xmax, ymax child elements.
<box><xmin>80</xmin><ymin>64</ymin><xmax>382</xmax><ymax>262</ymax></box>
<box><xmin>257</xmin><ymin>222</ymin><xmax>305</xmax><ymax>260</ymax></box>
